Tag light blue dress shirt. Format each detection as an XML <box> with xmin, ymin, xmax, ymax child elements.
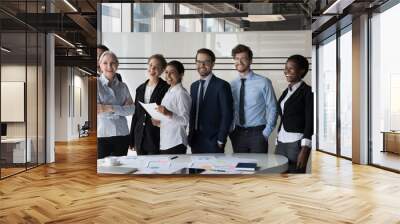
<box><xmin>97</xmin><ymin>74</ymin><xmax>135</xmax><ymax>138</ymax></box>
<box><xmin>230</xmin><ymin>70</ymin><xmax>278</xmax><ymax>139</ymax></box>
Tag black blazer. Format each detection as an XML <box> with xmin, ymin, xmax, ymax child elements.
<box><xmin>189</xmin><ymin>75</ymin><xmax>233</xmax><ymax>153</ymax></box>
<box><xmin>277</xmin><ymin>82</ymin><xmax>313</xmax><ymax>140</ymax></box>
<box><xmin>130</xmin><ymin>79</ymin><xmax>169</xmax><ymax>153</ymax></box>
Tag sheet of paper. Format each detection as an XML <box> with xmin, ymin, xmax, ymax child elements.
<box><xmin>134</xmin><ymin>166</ymin><xmax>184</xmax><ymax>174</ymax></box>
<box><xmin>97</xmin><ymin>166</ymin><xmax>137</xmax><ymax>174</ymax></box>
<box><xmin>118</xmin><ymin>156</ymin><xmax>142</xmax><ymax>167</ymax></box>
<box><xmin>201</xmin><ymin>169</ymin><xmax>246</xmax><ymax>175</ymax></box>
<box><xmin>190</xmin><ymin>156</ymin><xmax>216</xmax><ymax>169</ymax></box>
<box><xmin>190</xmin><ymin>156</ymin><xmax>258</xmax><ymax>172</ymax></box>
<box><xmin>139</xmin><ymin>102</ymin><xmax>169</xmax><ymax>121</ymax></box>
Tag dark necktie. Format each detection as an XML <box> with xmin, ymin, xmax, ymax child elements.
<box><xmin>288</xmin><ymin>84</ymin><xmax>292</xmax><ymax>91</ymax></box>
<box><xmin>199</xmin><ymin>80</ymin><xmax>205</xmax><ymax>108</ymax></box>
<box><xmin>239</xmin><ymin>78</ymin><xmax>246</xmax><ymax>126</ymax></box>
<box><xmin>195</xmin><ymin>80</ymin><xmax>205</xmax><ymax>130</ymax></box>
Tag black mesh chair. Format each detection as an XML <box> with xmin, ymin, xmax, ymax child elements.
<box><xmin>79</xmin><ymin>121</ymin><xmax>90</xmax><ymax>138</ymax></box>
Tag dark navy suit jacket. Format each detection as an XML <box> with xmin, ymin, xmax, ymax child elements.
<box><xmin>189</xmin><ymin>75</ymin><xmax>233</xmax><ymax>153</ymax></box>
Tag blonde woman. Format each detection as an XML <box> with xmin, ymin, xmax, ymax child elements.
<box><xmin>97</xmin><ymin>51</ymin><xmax>134</xmax><ymax>159</ymax></box>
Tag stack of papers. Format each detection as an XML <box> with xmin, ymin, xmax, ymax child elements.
<box><xmin>97</xmin><ymin>166</ymin><xmax>137</xmax><ymax>174</ymax></box>
<box><xmin>190</xmin><ymin>156</ymin><xmax>257</xmax><ymax>173</ymax></box>
<box><xmin>139</xmin><ymin>102</ymin><xmax>169</xmax><ymax>121</ymax></box>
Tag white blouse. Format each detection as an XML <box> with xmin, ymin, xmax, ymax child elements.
<box><xmin>159</xmin><ymin>83</ymin><xmax>192</xmax><ymax>150</ymax></box>
<box><xmin>144</xmin><ymin>84</ymin><xmax>155</xmax><ymax>103</ymax></box>
<box><xmin>277</xmin><ymin>81</ymin><xmax>311</xmax><ymax>148</ymax></box>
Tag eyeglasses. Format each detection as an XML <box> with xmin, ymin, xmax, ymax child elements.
<box><xmin>195</xmin><ymin>60</ymin><xmax>212</xmax><ymax>66</ymax></box>
<box><xmin>233</xmin><ymin>57</ymin><xmax>250</xmax><ymax>63</ymax></box>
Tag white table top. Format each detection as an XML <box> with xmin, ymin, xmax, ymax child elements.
<box><xmin>97</xmin><ymin>153</ymin><xmax>288</xmax><ymax>175</ymax></box>
<box><xmin>1</xmin><ymin>138</ymin><xmax>28</xmax><ymax>143</ymax></box>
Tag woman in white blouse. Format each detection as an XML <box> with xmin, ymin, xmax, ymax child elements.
<box><xmin>152</xmin><ymin>60</ymin><xmax>192</xmax><ymax>154</ymax></box>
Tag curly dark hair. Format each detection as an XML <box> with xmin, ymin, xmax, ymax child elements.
<box><xmin>287</xmin><ymin>54</ymin><xmax>309</xmax><ymax>78</ymax></box>
<box><xmin>167</xmin><ymin>60</ymin><xmax>185</xmax><ymax>75</ymax></box>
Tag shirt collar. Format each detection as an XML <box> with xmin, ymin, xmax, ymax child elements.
<box><xmin>200</xmin><ymin>73</ymin><xmax>213</xmax><ymax>82</ymax></box>
<box><xmin>100</xmin><ymin>74</ymin><xmax>118</xmax><ymax>87</ymax></box>
<box><xmin>169</xmin><ymin>82</ymin><xmax>182</xmax><ymax>92</ymax></box>
<box><xmin>238</xmin><ymin>70</ymin><xmax>253</xmax><ymax>80</ymax></box>
<box><xmin>289</xmin><ymin>80</ymin><xmax>303</xmax><ymax>92</ymax></box>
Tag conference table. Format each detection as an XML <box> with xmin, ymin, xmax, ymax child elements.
<box><xmin>97</xmin><ymin>153</ymin><xmax>289</xmax><ymax>175</ymax></box>
<box><xmin>1</xmin><ymin>138</ymin><xmax>32</xmax><ymax>164</ymax></box>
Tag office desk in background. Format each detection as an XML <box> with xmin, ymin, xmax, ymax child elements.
<box><xmin>1</xmin><ymin>138</ymin><xmax>32</xmax><ymax>164</ymax></box>
<box><xmin>97</xmin><ymin>153</ymin><xmax>289</xmax><ymax>175</ymax></box>
<box><xmin>381</xmin><ymin>131</ymin><xmax>400</xmax><ymax>154</ymax></box>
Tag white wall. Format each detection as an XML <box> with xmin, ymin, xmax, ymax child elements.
<box><xmin>102</xmin><ymin>31</ymin><xmax>312</xmax><ymax>153</ymax></box>
<box><xmin>54</xmin><ymin>67</ymin><xmax>89</xmax><ymax>141</ymax></box>
<box><xmin>1</xmin><ymin>64</ymin><xmax>46</xmax><ymax>163</ymax></box>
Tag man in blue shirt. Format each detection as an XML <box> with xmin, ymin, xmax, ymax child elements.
<box><xmin>229</xmin><ymin>44</ymin><xmax>278</xmax><ymax>153</ymax></box>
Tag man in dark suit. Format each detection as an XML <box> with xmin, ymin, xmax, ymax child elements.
<box><xmin>189</xmin><ymin>48</ymin><xmax>233</xmax><ymax>153</ymax></box>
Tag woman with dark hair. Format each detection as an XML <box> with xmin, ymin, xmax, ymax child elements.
<box><xmin>130</xmin><ymin>54</ymin><xmax>169</xmax><ymax>155</ymax></box>
<box><xmin>275</xmin><ymin>55</ymin><xmax>313</xmax><ymax>173</ymax></box>
<box><xmin>151</xmin><ymin>60</ymin><xmax>191</xmax><ymax>154</ymax></box>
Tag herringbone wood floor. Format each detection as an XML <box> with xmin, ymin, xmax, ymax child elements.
<box><xmin>1</xmin><ymin>135</ymin><xmax>400</xmax><ymax>224</ymax></box>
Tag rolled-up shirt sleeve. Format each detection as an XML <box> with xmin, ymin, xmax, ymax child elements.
<box><xmin>262</xmin><ymin>79</ymin><xmax>278</xmax><ymax>139</ymax></box>
<box><xmin>170</xmin><ymin>91</ymin><xmax>191</xmax><ymax>126</ymax></box>
<box><xmin>301</xmin><ymin>138</ymin><xmax>312</xmax><ymax>148</ymax></box>
<box><xmin>112</xmin><ymin>83</ymin><xmax>135</xmax><ymax>116</ymax></box>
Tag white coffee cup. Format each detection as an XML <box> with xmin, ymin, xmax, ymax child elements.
<box><xmin>104</xmin><ymin>157</ymin><xmax>120</xmax><ymax>166</ymax></box>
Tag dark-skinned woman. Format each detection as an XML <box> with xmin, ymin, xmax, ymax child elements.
<box><xmin>275</xmin><ymin>54</ymin><xmax>313</xmax><ymax>173</ymax></box>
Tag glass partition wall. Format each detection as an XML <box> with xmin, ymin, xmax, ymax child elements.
<box><xmin>370</xmin><ymin>2</ymin><xmax>400</xmax><ymax>171</ymax></box>
<box><xmin>339</xmin><ymin>26</ymin><xmax>352</xmax><ymax>159</ymax></box>
<box><xmin>317</xmin><ymin>35</ymin><xmax>337</xmax><ymax>155</ymax></box>
<box><xmin>316</xmin><ymin>25</ymin><xmax>353</xmax><ymax>159</ymax></box>
<box><xmin>101</xmin><ymin>3</ymin><xmax>241</xmax><ymax>33</ymax></box>
<box><xmin>0</xmin><ymin>1</ymin><xmax>46</xmax><ymax>179</ymax></box>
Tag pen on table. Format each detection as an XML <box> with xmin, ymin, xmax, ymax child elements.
<box><xmin>210</xmin><ymin>169</ymin><xmax>226</xmax><ymax>172</ymax></box>
<box><xmin>170</xmin><ymin>156</ymin><xmax>178</xmax><ymax>160</ymax></box>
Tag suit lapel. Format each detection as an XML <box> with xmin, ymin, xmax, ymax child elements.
<box><xmin>150</xmin><ymin>79</ymin><xmax>165</xmax><ymax>103</ymax></box>
<box><xmin>192</xmin><ymin>81</ymin><xmax>199</xmax><ymax>107</ymax></box>
<box><xmin>278</xmin><ymin>89</ymin><xmax>288</xmax><ymax>104</ymax></box>
<box><xmin>283</xmin><ymin>82</ymin><xmax>305</xmax><ymax>112</ymax></box>
<box><xmin>203</xmin><ymin>75</ymin><xmax>216</xmax><ymax>104</ymax></box>
<box><xmin>138</xmin><ymin>81</ymin><xmax>147</xmax><ymax>103</ymax></box>
<box><xmin>278</xmin><ymin>89</ymin><xmax>288</xmax><ymax>116</ymax></box>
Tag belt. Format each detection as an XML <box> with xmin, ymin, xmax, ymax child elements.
<box><xmin>235</xmin><ymin>125</ymin><xmax>265</xmax><ymax>132</ymax></box>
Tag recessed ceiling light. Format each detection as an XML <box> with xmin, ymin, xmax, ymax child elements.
<box><xmin>78</xmin><ymin>67</ymin><xmax>93</xmax><ymax>76</ymax></box>
<box><xmin>323</xmin><ymin>0</ymin><xmax>354</xmax><ymax>14</ymax></box>
<box><xmin>54</xmin><ymin>34</ymin><xmax>75</xmax><ymax>48</ymax></box>
<box><xmin>244</xmin><ymin>15</ymin><xmax>286</xmax><ymax>22</ymax></box>
<box><xmin>1</xmin><ymin>47</ymin><xmax>11</xmax><ymax>53</ymax></box>
<box><xmin>63</xmin><ymin>0</ymin><xmax>78</xmax><ymax>12</ymax></box>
